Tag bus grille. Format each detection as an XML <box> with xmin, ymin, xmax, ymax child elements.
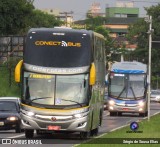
<box><xmin>35</xmin><ymin>114</ymin><xmax>73</xmax><ymax>121</ymax></box>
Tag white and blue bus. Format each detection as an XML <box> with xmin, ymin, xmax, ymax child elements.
<box><xmin>108</xmin><ymin>61</ymin><xmax>148</xmax><ymax>117</ymax></box>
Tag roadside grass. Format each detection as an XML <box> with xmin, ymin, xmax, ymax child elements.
<box><xmin>0</xmin><ymin>67</ymin><xmax>20</xmax><ymax>97</ymax></box>
<box><xmin>78</xmin><ymin>114</ymin><xmax>160</xmax><ymax>147</ymax></box>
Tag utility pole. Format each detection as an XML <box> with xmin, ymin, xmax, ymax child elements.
<box><xmin>148</xmin><ymin>15</ymin><xmax>152</xmax><ymax>121</ymax></box>
<box><xmin>59</xmin><ymin>11</ymin><xmax>73</xmax><ymax>27</ymax></box>
<box><xmin>145</xmin><ymin>15</ymin><xmax>153</xmax><ymax>121</ymax></box>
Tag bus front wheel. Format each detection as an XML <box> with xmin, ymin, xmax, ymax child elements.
<box><xmin>139</xmin><ymin>111</ymin><xmax>148</xmax><ymax>117</ymax></box>
<box><xmin>80</xmin><ymin>131</ymin><xmax>90</xmax><ymax>140</ymax></box>
<box><xmin>25</xmin><ymin>129</ymin><xmax>34</xmax><ymax>138</ymax></box>
<box><xmin>90</xmin><ymin>127</ymin><xmax>99</xmax><ymax>136</ymax></box>
<box><xmin>110</xmin><ymin>112</ymin><xmax>117</xmax><ymax>116</ymax></box>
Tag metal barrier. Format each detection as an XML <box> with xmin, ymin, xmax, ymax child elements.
<box><xmin>0</xmin><ymin>36</ymin><xmax>24</xmax><ymax>87</ymax></box>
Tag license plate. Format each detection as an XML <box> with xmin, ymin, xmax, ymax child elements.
<box><xmin>122</xmin><ymin>108</ymin><xmax>129</xmax><ymax>111</ymax></box>
<box><xmin>0</xmin><ymin>122</ymin><xmax>4</xmax><ymax>126</ymax></box>
<box><xmin>47</xmin><ymin>126</ymin><xmax>61</xmax><ymax>130</ymax></box>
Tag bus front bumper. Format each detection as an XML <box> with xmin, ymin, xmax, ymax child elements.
<box><xmin>20</xmin><ymin>112</ymin><xmax>89</xmax><ymax>132</ymax></box>
<box><xmin>108</xmin><ymin>104</ymin><xmax>147</xmax><ymax>113</ymax></box>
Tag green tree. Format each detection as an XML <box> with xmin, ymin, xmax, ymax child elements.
<box><xmin>127</xmin><ymin>4</ymin><xmax>160</xmax><ymax>87</ymax></box>
<box><xmin>88</xmin><ymin>20</ymin><xmax>119</xmax><ymax>63</ymax></box>
<box><xmin>0</xmin><ymin>0</ymin><xmax>63</xmax><ymax>35</ymax></box>
<box><xmin>85</xmin><ymin>16</ymin><xmax>106</xmax><ymax>30</ymax></box>
<box><xmin>127</xmin><ymin>18</ymin><xmax>149</xmax><ymax>63</ymax></box>
<box><xmin>0</xmin><ymin>0</ymin><xmax>34</xmax><ymax>35</ymax></box>
<box><xmin>28</xmin><ymin>9</ymin><xmax>62</xmax><ymax>29</ymax></box>
<box><xmin>94</xmin><ymin>26</ymin><xmax>113</xmax><ymax>62</ymax></box>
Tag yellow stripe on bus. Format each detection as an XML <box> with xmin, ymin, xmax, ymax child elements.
<box><xmin>21</xmin><ymin>103</ymin><xmax>89</xmax><ymax>112</ymax></box>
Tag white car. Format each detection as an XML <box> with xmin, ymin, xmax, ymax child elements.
<box><xmin>150</xmin><ymin>90</ymin><xmax>160</xmax><ymax>102</ymax></box>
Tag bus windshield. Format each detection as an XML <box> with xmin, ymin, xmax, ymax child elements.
<box><xmin>23</xmin><ymin>72</ymin><xmax>89</xmax><ymax>107</ymax></box>
<box><xmin>109</xmin><ymin>73</ymin><xmax>146</xmax><ymax>100</ymax></box>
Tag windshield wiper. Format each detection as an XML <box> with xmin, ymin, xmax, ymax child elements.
<box><xmin>117</xmin><ymin>86</ymin><xmax>126</xmax><ymax>99</ymax></box>
<box><xmin>31</xmin><ymin>97</ymin><xmax>52</xmax><ymax>102</ymax></box>
<box><xmin>130</xmin><ymin>86</ymin><xmax>137</xmax><ymax>100</ymax></box>
<box><xmin>59</xmin><ymin>98</ymin><xmax>83</xmax><ymax>107</ymax></box>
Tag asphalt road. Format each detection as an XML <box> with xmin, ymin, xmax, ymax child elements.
<box><xmin>0</xmin><ymin>102</ymin><xmax>160</xmax><ymax>147</ymax></box>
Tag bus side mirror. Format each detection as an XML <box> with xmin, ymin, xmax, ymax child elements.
<box><xmin>15</xmin><ymin>60</ymin><xmax>23</xmax><ymax>83</ymax></box>
<box><xmin>89</xmin><ymin>63</ymin><xmax>96</xmax><ymax>85</ymax></box>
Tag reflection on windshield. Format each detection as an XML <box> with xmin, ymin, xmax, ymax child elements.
<box><xmin>109</xmin><ymin>73</ymin><xmax>145</xmax><ymax>99</ymax></box>
<box><xmin>56</xmin><ymin>98</ymin><xmax>83</xmax><ymax>107</ymax></box>
<box><xmin>55</xmin><ymin>75</ymin><xmax>88</xmax><ymax>106</ymax></box>
<box><xmin>23</xmin><ymin>72</ymin><xmax>89</xmax><ymax>106</ymax></box>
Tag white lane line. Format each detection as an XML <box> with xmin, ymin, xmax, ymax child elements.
<box><xmin>6</xmin><ymin>131</ymin><xmax>39</xmax><ymax>139</ymax></box>
<box><xmin>152</xmin><ymin>111</ymin><xmax>160</xmax><ymax>116</ymax></box>
<box><xmin>6</xmin><ymin>134</ymin><xmax>25</xmax><ymax>139</ymax></box>
<box><xmin>109</xmin><ymin>124</ymin><xmax>129</xmax><ymax>132</ymax></box>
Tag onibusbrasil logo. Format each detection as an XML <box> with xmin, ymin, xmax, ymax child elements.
<box><xmin>130</xmin><ymin>122</ymin><xmax>139</xmax><ymax>131</ymax></box>
<box><xmin>126</xmin><ymin>121</ymin><xmax>143</xmax><ymax>133</ymax></box>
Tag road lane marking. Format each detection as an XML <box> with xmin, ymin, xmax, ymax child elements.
<box><xmin>109</xmin><ymin>123</ymin><xmax>129</xmax><ymax>132</ymax></box>
<box><xmin>6</xmin><ymin>134</ymin><xmax>25</xmax><ymax>139</ymax></box>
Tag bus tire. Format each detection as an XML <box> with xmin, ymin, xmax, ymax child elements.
<box><xmin>139</xmin><ymin>111</ymin><xmax>148</xmax><ymax>117</ymax></box>
<box><xmin>91</xmin><ymin>127</ymin><xmax>99</xmax><ymax>136</ymax></box>
<box><xmin>118</xmin><ymin>112</ymin><xmax>122</xmax><ymax>116</ymax></box>
<box><xmin>80</xmin><ymin>131</ymin><xmax>90</xmax><ymax>140</ymax></box>
<box><xmin>15</xmin><ymin>125</ymin><xmax>21</xmax><ymax>133</ymax></box>
<box><xmin>25</xmin><ymin>129</ymin><xmax>34</xmax><ymax>138</ymax></box>
<box><xmin>110</xmin><ymin>112</ymin><xmax>117</xmax><ymax>116</ymax></box>
<box><xmin>36</xmin><ymin>130</ymin><xmax>42</xmax><ymax>135</ymax></box>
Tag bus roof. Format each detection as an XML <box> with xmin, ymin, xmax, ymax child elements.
<box><xmin>111</xmin><ymin>61</ymin><xmax>147</xmax><ymax>74</ymax></box>
<box><xmin>29</xmin><ymin>28</ymin><xmax>93</xmax><ymax>36</ymax></box>
<box><xmin>28</xmin><ymin>28</ymin><xmax>105</xmax><ymax>39</ymax></box>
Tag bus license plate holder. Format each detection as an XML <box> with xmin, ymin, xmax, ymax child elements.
<box><xmin>122</xmin><ymin>108</ymin><xmax>129</xmax><ymax>111</ymax></box>
<box><xmin>47</xmin><ymin>125</ymin><xmax>61</xmax><ymax>130</ymax></box>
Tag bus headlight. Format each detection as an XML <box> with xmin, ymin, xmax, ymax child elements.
<box><xmin>138</xmin><ymin>101</ymin><xmax>144</xmax><ymax>107</ymax></box>
<box><xmin>73</xmin><ymin>111</ymin><xmax>89</xmax><ymax>119</ymax></box>
<box><xmin>156</xmin><ymin>96</ymin><xmax>160</xmax><ymax>101</ymax></box>
<box><xmin>21</xmin><ymin>109</ymin><xmax>35</xmax><ymax>117</ymax></box>
<box><xmin>74</xmin><ymin>113</ymin><xmax>83</xmax><ymax>118</ymax></box>
<box><xmin>109</xmin><ymin>100</ymin><xmax>115</xmax><ymax>105</ymax></box>
<box><xmin>27</xmin><ymin>111</ymin><xmax>35</xmax><ymax>117</ymax></box>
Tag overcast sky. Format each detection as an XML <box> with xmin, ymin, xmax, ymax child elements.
<box><xmin>33</xmin><ymin>0</ymin><xmax>160</xmax><ymax>20</ymax></box>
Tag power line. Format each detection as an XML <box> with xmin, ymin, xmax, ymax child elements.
<box><xmin>59</xmin><ymin>11</ymin><xmax>73</xmax><ymax>26</ymax></box>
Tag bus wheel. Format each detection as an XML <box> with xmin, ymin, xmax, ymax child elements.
<box><xmin>80</xmin><ymin>132</ymin><xmax>90</xmax><ymax>140</ymax></box>
<box><xmin>91</xmin><ymin>127</ymin><xmax>99</xmax><ymax>136</ymax></box>
<box><xmin>118</xmin><ymin>112</ymin><xmax>122</xmax><ymax>116</ymax></box>
<box><xmin>36</xmin><ymin>130</ymin><xmax>43</xmax><ymax>135</ymax></box>
<box><xmin>25</xmin><ymin>129</ymin><xmax>34</xmax><ymax>138</ymax></box>
<box><xmin>15</xmin><ymin>125</ymin><xmax>21</xmax><ymax>133</ymax></box>
<box><xmin>110</xmin><ymin>112</ymin><xmax>117</xmax><ymax>116</ymax></box>
<box><xmin>139</xmin><ymin>111</ymin><xmax>148</xmax><ymax>117</ymax></box>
